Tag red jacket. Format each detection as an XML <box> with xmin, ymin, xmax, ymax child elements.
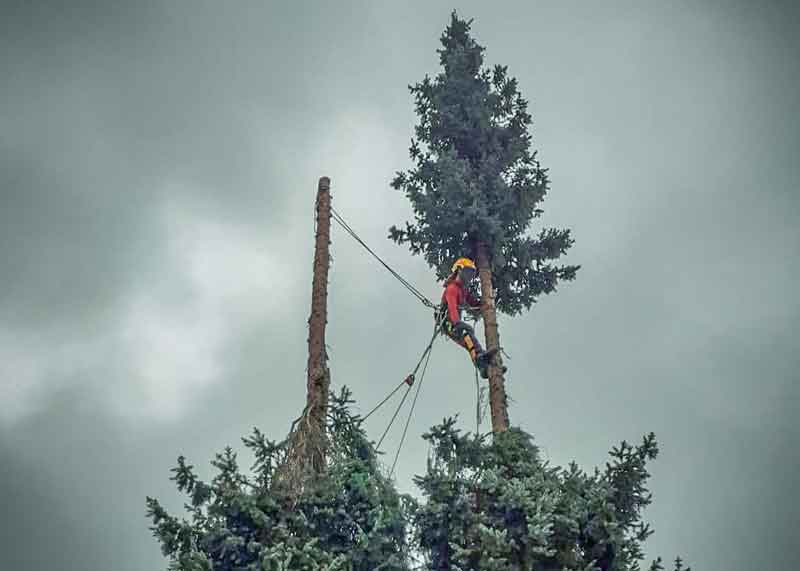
<box><xmin>441</xmin><ymin>276</ymin><xmax>480</xmax><ymax>324</ymax></box>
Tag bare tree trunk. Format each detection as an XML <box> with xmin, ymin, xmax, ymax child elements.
<box><xmin>304</xmin><ymin>176</ymin><xmax>332</xmax><ymax>473</ymax></box>
<box><xmin>272</xmin><ymin>177</ymin><xmax>332</xmax><ymax>497</ymax></box>
<box><xmin>475</xmin><ymin>241</ymin><xmax>509</xmax><ymax>433</ymax></box>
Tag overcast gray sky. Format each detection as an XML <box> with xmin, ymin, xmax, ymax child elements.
<box><xmin>1</xmin><ymin>1</ymin><xmax>798</xmax><ymax>569</ymax></box>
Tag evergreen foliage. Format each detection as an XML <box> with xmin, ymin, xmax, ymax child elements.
<box><xmin>409</xmin><ymin>418</ymin><xmax>689</xmax><ymax>571</ymax></box>
<box><xmin>389</xmin><ymin>12</ymin><xmax>579</xmax><ymax>315</ymax></box>
<box><xmin>146</xmin><ymin>389</ymin><xmax>410</xmax><ymax>571</ymax></box>
<box><xmin>147</xmin><ymin>399</ymin><xmax>689</xmax><ymax>571</ymax></box>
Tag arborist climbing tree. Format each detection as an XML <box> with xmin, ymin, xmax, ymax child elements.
<box><xmin>389</xmin><ymin>12</ymin><xmax>580</xmax><ymax>433</ymax></box>
<box><xmin>439</xmin><ymin>257</ymin><xmax>505</xmax><ymax>380</ymax></box>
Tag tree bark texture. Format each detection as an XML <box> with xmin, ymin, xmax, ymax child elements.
<box><xmin>475</xmin><ymin>241</ymin><xmax>509</xmax><ymax>433</ymax></box>
<box><xmin>305</xmin><ymin>176</ymin><xmax>332</xmax><ymax>472</ymax></box>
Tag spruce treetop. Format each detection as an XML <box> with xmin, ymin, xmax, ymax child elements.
<box><xmin>390</xmin><ymin>11</ymin><xmax>579</xmax><ymax>315</ymax></box>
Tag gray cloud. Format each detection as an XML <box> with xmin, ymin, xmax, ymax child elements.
<box><xmin>1</xmin><ymin>1</ymin><xmax>798</xmax><ymax>570</ymax></box>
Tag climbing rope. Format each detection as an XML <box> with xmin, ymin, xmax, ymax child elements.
<box><xmin>374</xmin><ymin>343</ymin><xmax>431</xmax><ymax>452</ymax></box>
<box><xmin>361</xmin><ymin>310</ymin><xmax>445</xmax><ymax>461</ymax></box>
<box><xmin>390</xmin><ymin>340</ymin><xmax>434</xmax><ymax>477</ymax></box>
<box><xmin>474</xmin><ymin>366</ymin><xmax>481</xmax><ymax>434</ymax></box>
<box><xmin>360</xmin><ymin>377</ymin><xmax>411</xmax><ymax>423</ymax></box>
<box><xmin>374</xmin><ymin>379</ymin><xmax>415</xmax><ymax>451</ymax></box>
<box><xmin>330</xmin><ymin>206</ymin><xmax>437</xmax><ymax>309</ymax></box>
<box><xmin>370</xmin><ymin>315</ymin><xmax>442</xmax><ymax>451</ymax></box>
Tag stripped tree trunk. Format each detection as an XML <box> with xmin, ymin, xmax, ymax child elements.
<box><xmin>272</xmin><ymin>177</ymin><xmax>332</xmax><ymax>498</ymax></box>
<box><xmin>282</xmin><ymin>177</ymin><xmax>331</xmax><ymax>492</ymax></box>
<box><xmin>304</xmin><ymin>176</ymin><xmax>332</xmax><ymax>473</ymax></box>
<box><xmin>475</xmin><ymin>241</ymin><xmax>509</xmax><ymax>433</ymax></box>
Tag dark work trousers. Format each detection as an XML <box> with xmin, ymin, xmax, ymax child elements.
<box><xmin>440</xmin><ymin>316</ymin><xmax>484</xmax><ymax>363</ymax></box>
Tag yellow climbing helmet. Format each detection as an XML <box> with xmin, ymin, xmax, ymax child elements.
<box><xmin>451</xmin><ymin>257</ymin><xmax>477</xmax><ymax>281</ymax></box>
<box><xmin>451</xmin><ymin>257</ymin><xmax>477</xmax><ymax>273</ymax></box>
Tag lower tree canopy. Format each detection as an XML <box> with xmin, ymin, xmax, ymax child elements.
<box><xmin>147</xmin><ymin>389</ymin><xmax>689</xmax><ymax>571</ymax></box>
<box><xmin>147</xmin><ymin>389</ymin><xmax>410</xmax><ymax>571</ymax></box>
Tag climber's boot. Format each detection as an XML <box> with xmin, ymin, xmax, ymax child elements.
<box><xmin>474</xmin><ymin>351</ymin><xmax>492</xmax><ymax>379</ymax></box>
<box><xmin>475</xmin><ymin>348</ymin><xmax>506</xmax><ymax>379</ymax></box>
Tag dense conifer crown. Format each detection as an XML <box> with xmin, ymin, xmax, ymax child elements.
<box><xmin>390</xmin><ymin>12</ymin><xmax>579</xmax><ymax>314</ymax></box>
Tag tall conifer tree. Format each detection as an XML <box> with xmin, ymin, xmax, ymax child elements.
<box><xmin>390</xmin><ymin>12</ymin><xmax>579</xmax><ymax>431</ymax></box>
